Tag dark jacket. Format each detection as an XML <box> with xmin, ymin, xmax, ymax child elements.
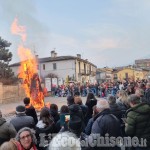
<box><xmin>90</xmin><ymin>109</ymin><xmax>121</xmax><ymax>150</ymax></box>
<box><xmin>25</xmin><ymin>105</ymin><xmax>38</xmax><ymax>124</ymax></box>
<box><xmin>92</xmin><ymin>109</ymin><xmax>121</xmax><ymax>136</ymax></box>
<box><xmin>85</xmin><ymin>99</ymin><xmax>97</xmax><ymax>120</ymax></box>
<box><xmin>55</xmin><ymin>119</ymin><xmax>69</xmax><ymax>133</ymax></box>
<box><xmin>10</xmin><ymin>113</ymin><xmax>35</xmax><ymax>132</ymax></box>
<box><xmin>0</xmin><ymin>117</ymin><xmax>17</xmax><ymax>145</ymax></box>
<box><xmin>117</xmin><ymin>101</ymin><xmax>128</xmax><ymax>117</ymax></box>
<box><xmin>84</xmin><ymin>117</ymin><xmax>94</xmax><ymax>135</ymax></box>
<box><xmin>145</xmin><ymin>88</ymin><xmax>150</xmax><ymax>103</ymax></box>
<box><xmin>50</xmin><ymin>110</ymin><xmax>60</xmax><ymax>123</ymax></box>
<box><xmin>109</xmin><ymin>103</ymin><xmax>122</xmax><ymax>123</ymax></box>
<box><xmin>35</xmin><ymin>120</ymin><xmax>56</xmax><ymax>150</ymax></box>
<box><xmin>80</xmin><ymin>104</ymin><xmax>88</xmax><ymax>118</ymax></box>
<box><xmin>125</xmin><ymin>102</ymin><xmax>150</xmax><ymax>146</ymax></box>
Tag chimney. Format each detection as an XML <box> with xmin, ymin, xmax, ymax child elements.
<box><xmin>77</xmin><ymin>54</ymin><xmax>81</xmax><ymax>59</ymax></box>
<box><xmin>54</xmin><ymin>52</ymin><xmax>57</xmax><ymax>57</ymax></box>
<box><xmin>35</xmin><ymin>55</ymin><xmax>39</xmax><ymax>62</ymax></box>
<box><xmin>51</xmin><ymin>50</ymin><xmax>55</xmax><ymax>57</ymax></box>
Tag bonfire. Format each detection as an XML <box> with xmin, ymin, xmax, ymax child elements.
<box><xmin>11</xmin><ymin>17</ymin><xmax>44</xmax><ymax>110</ymax></box>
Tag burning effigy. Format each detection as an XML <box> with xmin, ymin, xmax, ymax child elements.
<box><xmin>11</xmin><ymin>17</ymin><xmax>44</xmax><ymax>110</ymax></box>
<box><xmin>30</xmin><ymin>73</ymin><xmax>44</xmax><ymax>109</ymax></box>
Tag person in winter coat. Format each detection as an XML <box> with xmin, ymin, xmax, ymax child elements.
<box><xmin>90</xmin><ymin>99</ymin><xmax>121</xmax><ymax>150</ymax></box>
<box><xmin>35</xmin><ymin>107</ymin><xmax>56</xmax><ymax>150</ymax></box>
<box><xmin>117</xmin><ymin>90</ymin><xmax>129</xmax><ymax>116</ymax></box>
<box><xmin>125</xmin><ymin>94</ymin><xmax>150</xmax><ymax>149</ymax></box>
<box><xmin>0</xmin><ymin>110</ymin><xmax>16</xmax><ymax>146</ymax></box>
<box><xmin>107</xmin><ymin>95</ymin><xmax>122</xmax><ymax>122</ymax></box>
<box><xmin>0</xmin><ymin>139</ymin><xmax>18</xmax><ymax>150</ymax></box>
<box><xmin>85</xmin><ymin>92</ymin><xmax>97</xmax><ymax>122</ymax></box>
<box><xmin>23</xmin><ymin>97</ymin><xmax>38</xmax><ymax>125</ymax></box>
<box><xmin>84</xmin><ymin>105</ymin><xmax>99</xmax><ymax>135</ymax></box>
<box><xmin>49</xmin><ymin>104</ymin><xmax>60</xmax><ymax>123</ymax></box>
<box><xmin>67</xmin><ymin>95</ymin><xmax>75</xmax><ymax>106</ymax></box>
<box><xmin>145</xmin><ymin>83</ymin><xmax>150</xmax><ymax>104</ymax></box>
<box><xmin>74</xmin><ymin>96</ymin><xmax>88</xmax><ymax>125</ymax></box>
<box><xmin>49</xmin><ymin>131</ymin><xmax>81</xmax><ymax>150</ymax></box>
<box><xmin>10</xmin><ymin>105</ymin><xmax>35</xmax><ymax>132</ymax></box>
<box><xmin>135</xmin><ymin>88</ymin><xmax>147</xmax><ymax>103</ymax></box>
<box><xmin>55</xmin><ymin>105</ymin><xmax>69</xmax><ymax>133</ymax></box>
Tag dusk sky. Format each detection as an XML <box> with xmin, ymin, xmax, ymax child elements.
<box><xmin>1</xmin><ymin>0</ymin><xmax>150</xmax><ymax>68</ymax></box>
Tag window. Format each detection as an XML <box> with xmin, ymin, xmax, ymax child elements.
<box><xmin>53</xmin><ymin>63</ymin><xmax>57</xmax><ymax>70</ymax></box>
<box><xmin>114</xmin><ymin>74</ymin><xmax>117</xmax><ymax>77</ymax></box>
<box><xmin>89</xmin><ymin>65</ymin><xmax>91</xmax><ymax>73</ymax></box>
<box><xmin>125</xmin><ymin>73</ymin><xmax>128</xmax><ymax>79</ymax></box>
<box><xmin>84</xmin><ymin>64</ymin><xmax>86</xmax><ymax>74</ymax></box>
<box><xmin>43</xmin><ymin>64</ymin><xmax>45</xmax><ymax>70</ymax></box>
<box><xmin>78</xmin><ymin>62</ymin><xmax>80</xmax><ymax>73</ymax></box>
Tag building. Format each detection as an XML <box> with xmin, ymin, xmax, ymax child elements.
<box><xmin>9</xmin><ymin>51</ymin><xmax>97</xmax><ymax>84</ymax></box>
<box><xmin>135</xmin><ymin>59</ymin><xmax>150</xmax><ymax>69</ymax></box>
<box><xmin>113</xmin><ymin>66</ymin><xmax>149</xmax><ymax>81</ymax></box>
<box><xmin>96</xmin><ymin>67</ymin><xmax>113</xmax><ymax>83</ymax></box>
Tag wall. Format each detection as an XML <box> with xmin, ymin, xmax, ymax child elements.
<box><xmin>11</xmin><ymin>66</ymin><xmax>19</xmax><ymax>76</ymax></box>
<box><xmin>0</xmin><ymin>83</ymin><xmax>26</xmax><ymax>104</ymax></box>
<box><xmin>117</xmin><ymin>68</ymin><xmax>134</xmax><ymax>81</ymax></box>
<box><xmin>40</xmin><ymin>60</ymin><xmax>76</xmax><ymax>81</ymax></box>
<box><xmin>76</xmin><ymin>60</ymin><xmax>97</xmax><ymax>83</ymax></box>
<box><xmin>117</xmin><ymin>68</ymin><xmax>148</xmax><ymax>81</ymax></box>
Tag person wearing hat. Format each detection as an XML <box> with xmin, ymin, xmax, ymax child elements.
<box><xmin>10</xmin><ymin>105</ymin><xmax>35</xmax><ymax>132</ymax></box>
<box><xmin>0</xmin><ymin>110</ymin><xmax>16</xmax><ymax>146</ymax></box>
<box><xmin>125</xmin><ymin>94</ymin><xmax>150</xmax><ymax>148</ymax></box>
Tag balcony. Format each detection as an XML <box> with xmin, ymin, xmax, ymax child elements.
<box><xmin>91</xmin><ymin>71</ymin><xmax>96</xmax><ymax>76</ymax></box>
<box><xmin>79</xmin><ymin>69</ymin><xmax>91</xmax><ymax>75</ymax></box>
<box><xmin>86</xmin><ymin>70</ymin><xmax>90</xmax><ymax>75</ymax></box>
<box><xmin>114</xmin><ymin>77</ymin><xmax>118</xmax><ymax>80</ymax></box>
<box><xmin>80</xmin><ymin>69</ymin><xmax>86</xmax><ymax>75</ymax></box>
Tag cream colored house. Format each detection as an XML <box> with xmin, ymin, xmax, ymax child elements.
<box><xmin>9</xmin><ymin>51</ymin><xmax>97</xmax><ymax>84</ymax></box>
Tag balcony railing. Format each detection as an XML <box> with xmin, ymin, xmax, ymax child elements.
<box><xmin>80</xmin><ymin>69</ymin><xmax>86</xmax><ymax>75</ymax></box>
<box><xmin>91</xmin><ymin>71</ymin><xmax>96</xmax><ymax>76</ymax></box>
<box><xmin>79</xmin><ymin>69</ymin><xmax>91</xmax><ymax>75</ymax></box>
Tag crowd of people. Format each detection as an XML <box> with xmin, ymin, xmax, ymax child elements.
<box><xmin>0</xmin><ymin>79</ymin><xmax>150</xmax><ymax>150</ymax></box>
<box><xmin>51</xmin><ymin>79</ymin><xmax>149</xmax><ymax>98</ymax></box>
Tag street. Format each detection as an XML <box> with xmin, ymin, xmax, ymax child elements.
<box><xmin>0</xmin><ymin>96</ymin><xmax>88</xmax><ymax>119</ymax></box>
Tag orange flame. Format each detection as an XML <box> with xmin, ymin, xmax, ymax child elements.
<box><xmin>11</xmin><ymin>17</ymin><xmax>44</xmax><ymax>110</ymax></box>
